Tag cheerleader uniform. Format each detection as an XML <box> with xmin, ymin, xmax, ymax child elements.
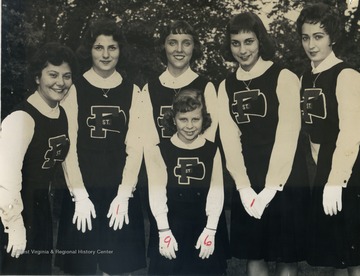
<box><xmin>218</xmin><ymin>57</ymin><xmax>310</xmax><ymax>262</ymax></box>
<box><xmin>142</xmin><ymin>67</ymin><xmax>230</xmax><ymax>265</ymax></box>
<box><xmin>148</xmin><ymin>135</ymin><xmax>228</xmax><ymax>275</ymax></box>
<box><xmin>141</xmin><ymin>67</ymin><xmax>219</xmax><ymax>199</ymax></box>
<box><xmin>302</xmin><ymin>52</ymin><xmax>360</xmax><ymax>268</ymax></box>
<box><xmin>0</xmin><ymin>91</ymin><xmax>69</xmax><ymax>275</ymax></box>
<box><xmin>55</xmin><ymin>69</ymin><xmax>146</xmax><ymax>274</ymax></box>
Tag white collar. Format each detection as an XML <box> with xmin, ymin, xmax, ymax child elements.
<box><xmin>170</xmin><ymin>133</ymin><xmax>206</xmax><ymax>149</ymax></box>
<box><xmin>83</xmin><ymin>68</ymin><xmax>123</xmax><ymax>89</ymax></box>
<box><xmin>236</xmin><ymin>57</ymin><xmax>273</xmax><ymax>81</ymax></box>
<box><xmin>159</xmin><ymin>67</ymin><xmax>198</xmax><ymax>89</ymax></box>
<box><xmin>311</xmin><ymin>51</ymin><xmax>342</xmax><ymax>74</ymax></box>
<box><xmin>27</xmin><ymin>91</ymin><xmax>60</xmax><ymax>119</ymax></box>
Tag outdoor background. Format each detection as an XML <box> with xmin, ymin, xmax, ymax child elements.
<box><xmin>1</xmin><ymin>0</ymin><xmax>360</xmax><ymax>119</ymax></box>
<box><xmin>1</xmin><ymin>0</ymin><xmax>360</xmax><ymax>275</ymax></box>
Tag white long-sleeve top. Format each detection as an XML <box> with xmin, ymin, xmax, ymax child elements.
<box><xmin>61</xmin><ymin>68</ymin><xmax>144</xmax><ymax>200</ymax></box>
<box><xmin>0</xmin><ymin>92</ymin><xmax>61</xmax><ymax>223</ymax></box>
<box><xmin>306</xmin><ymin>52</ymin><xmax>360</xmax><ymax>187</ymax></box>
<box><xmin>147</xmin><ymin>134</ymin><xmax>224</xmax><ymax>230</ymax></box>
<box><xmin>218</xmin><ymin>58</ymin><xmax>301</xmax><ymax>191</ymax></box>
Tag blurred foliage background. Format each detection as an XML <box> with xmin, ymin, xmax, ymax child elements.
<box><xmin>1</xmin><ymin>0</ymin><xmax>359</xmax><ymax>119</ymax></box>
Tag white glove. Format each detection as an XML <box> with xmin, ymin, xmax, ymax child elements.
<box><xmin>72</xmin><ymin>197</ymin><xmax>96</xmax><ymax>233</ymax></box>
<box><xmin>159</xmin><ymin>229</ymin><xmax>178</xmax><ymax>260</ymax></box>
<box><xmin>107</xmin><ymin>195</ymin><xmax>129</xmax><ymax>230</ymax></box>
<box><xmin>5</xmin><ymin>216</ymin><xmax>26</xmax><ymax>258</ymax></box>
<box><xmin>238</xmin><ymin>187</ymin><xmax>260</xmax><ymax>219</ymax></box>
<box><xmin>252</xmin><ymin>187</ymin><xmax>277</xmax><ymax>218</ymax></box>
<box><xmin>195</xmin><ymin>228</ymin><xmax>216</xmax><ymax>259</ymax></box>
<box><xmin>323</xmin><ymin>185</ymin><xmax>342</xmax><ymax>216</ymax></box>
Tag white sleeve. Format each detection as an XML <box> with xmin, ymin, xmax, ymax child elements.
<box><xmin>264</xmin><ymin>69</ymin><xmax>301</xmax><ymax>191</ymax></box>
<box><xmin>118</xmin><ymin>85</ymin><xmax>144</xmax><ymax>197</ymax></box>
<box><xmin>202</xmin><ymin>82</ymin><xmax>218</xmax><ymax>142</ymax></box>
<box><xmin>142</xmin><ymin>82</ymin><xmax>170</xmax><ymax>229</ymax></box>
<box><xmin>140</xmin><ymin>83</ymin><xmax>160</xmax><ymax>147</ymax></box>
<box><xmin>0</xmin><ymin>111</ymin><xmax>34</xmax><ymax>225</ymax></box>
<box><xmin>218</xmin><ymin>80</ymin><xmax>252</xmax><ymax>190</ymax></box>
<box><xmin>327</xmin><ymin>68</ymin><xmax>360</xmax><ymax>187</ymax></box>
<box><xmin>205</xmin><ymin>149</ymin><xmax>224</xmax><ymax>229</ymax></box>
<box><xmin>61</xmin><ymin>85</ymin><xmax>89</xmax><ymax>201</ymax></box>
<box><xmin>145</xmin><ymin>144</ymin><xmax>169</xmax><ymax>230</ymax></box>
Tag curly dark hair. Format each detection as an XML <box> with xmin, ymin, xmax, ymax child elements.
<box><xmin>221</xmin><ymin>12</ymin><xmax>276</xmax><ymax>62</ymax></box>
<box><xmin>155</xmin><ymin>20</ymin><xmax>203</xmax><ymax>65</ymax></box>
<box><xmin>76</xmin><ymin>18</ymin><xmax>129</xmax><ymax>72</ymax></box>
<box><xmin>27</xmin><ymin>42</ymin><xmax>78</xmax><ymax>91</ymax></box>
<box><xmin>296</xmin><ymin>3</ymin><xmax>341</xmax><ymax>45</ymax></box>
<box><xmin>162</xmin><ymin>88</ymin><xmax>211</xmax><ymax>136</ymax></box>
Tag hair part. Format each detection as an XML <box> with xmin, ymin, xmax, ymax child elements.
<box><xmin>155</xmin><ymin>20</ymin><xmax>203</xmax><ymax>65</ymax></box>
<box><xmin>27</xmin><ymin>42</ymin><xmax>78</xmax><ymax>91</ymax></box>
<box><xmin>221</xmin><ymin>12</ymin><xmax>276</xmax><ymax>62</ymax></box>
<box><xmin>162</xmin><ymin>88</ymin><xmax>211</xmax><ymax>136</ymax></box>
<box><xmin>296</xmin><ymin>3</ymin><xmax>341</xmax><ymax>44</ymax></box>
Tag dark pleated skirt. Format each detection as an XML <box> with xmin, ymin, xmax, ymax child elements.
<box><xmin>307</xmin><ymin>142</ymin><xmax>360</xmax><ymax>268</ymax></box>
<box><xmin>55</xmin><ymin>149</ymin><xmax>146</xmax><ymax>275</ymax></box>
<box><xmin>231</xmin><ymin>140</ymin><xmax>310</xmax><ymax>263</ymax></box>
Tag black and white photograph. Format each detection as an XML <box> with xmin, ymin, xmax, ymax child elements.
<box><xmin>1</xmin><ymin>0</ymin><xmax>360</xmax><ymax>275</ymax></box>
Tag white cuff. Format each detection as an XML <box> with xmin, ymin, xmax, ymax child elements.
<box><xmin>70</xmin><ymin>188</ymin><xmax>89</xmax><ymax>202</ymax></box>
<box><xmin>205</xmin><ymin>215</ymin><xmax>219</xmax><ymax>230</ymax></box>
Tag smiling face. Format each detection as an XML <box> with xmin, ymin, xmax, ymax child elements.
<box><xmin>91</xmin><ymin>35</ymin><xmax>120</xmax><ymax>78</ymax></box>
<box><xmin>301</xmin><ymin>22</ymin><xmax>333</xmax><ymax>68</ymax></box>
<box><xmin>230</xmin><ymin>31</ymin><xmax>260</xmax><ymax>72</ymax></box>
<box><xmin>165</xmin><ymin>33</ymin><xmax>194</xmax><ymax>77</ymax></box>
<box><xmin>36</xmin><ymin>62</ymin><xmax>72</xmax><ymax>108</ymax></box>
<box><xmin>174</xmin><ymin>107</ymin><xmax>203</xmax><ymax>144</ymax></box>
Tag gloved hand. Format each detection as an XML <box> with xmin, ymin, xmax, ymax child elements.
<box><xmin>159</xmin><ymin>229</ymin><xmax>178</xmax><ymax>260</ymax></box>
<box><xmin>5</xmin><ymin>216</ymin><xmax>26</xmax><ymax>258</ymax></box>
<box><xmin>195</xmin><ymin>228</ymin><xmax>216</xmax><ymax>259</ymax></box>
<box><xmin>238</xmin><ymin>187</ymin><xmax>260</xmax><ymax>219</ymax></box>
<box><xmin>252</xmin><ymin>187</ymin><xmax>277</xmax><ymax>218</ymax></box>
<box><xmin>72</xmin><ymin>197</ymin><xmax>96</xmax><ymax>233</ymax></box>
<box><xmin>107</xmin><ymin>195</ymin><xmax>129</xmax><ymax>230</ymax></box>
<box><xmin>323</xmin><ymin>185</ymin><xmax>342</xmax><ymax>216</ymax></box>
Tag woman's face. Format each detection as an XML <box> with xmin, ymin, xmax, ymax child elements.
<box><xmin>230</xmin><ymin>31</ymin><xmax>260</xmax><ymax>72</ymax></box>
<box><xmin>301</xmin><ymin>22</ymin><xmax>333</xmax><ymax>68</ymax></box>
<box><xmin>92</xmin><ymin>35</ymin><xmax>120</xmax><ymax>78</ymax></box>
<box><xmin>36</xmin><ymin>62</ymin><xmax>72</xmax><ymax>108</ymax></box>
<box><xmin>174</xmin><ymin>107</ymin><xmax>203</xmax><ymax>144</ymax></box>
<box><xmin>165</xmin><ymin>33</ymin><xmax>194</xmax><ymax>77</ymax></box>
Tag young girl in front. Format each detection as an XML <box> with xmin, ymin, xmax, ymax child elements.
<box><xmin>147</xmin><ymin>88</ymin><xmax>228</xmax><ymax>275</ymax></box>
<box><xmin>296</xmin><ymin>3</ymin><xmax>360</xmax><ymax>275</ymax></box>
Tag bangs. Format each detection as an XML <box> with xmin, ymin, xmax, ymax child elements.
<box><xmin>304</xmin><ymin>19</ymin><xmax>321</xmax><ymax>26</ymax></box>
<box><xmin>229</xmin><ymin>24</ymin><xmax>254</xmax><ymax>35</ymax></box>
<box><xmin>177</xmin><ymin>100</ymin><xmax>201</xmax><ymax>113</ymax></box>
<box><xmin>170</xmin><ymin>26</ymin><xmax>193</xmax><ymax>36</ymax></box>
<box><xmin>229</xmin><ymin>15</ymin><xmax>256</xmax><ymax>35</ymax></box>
